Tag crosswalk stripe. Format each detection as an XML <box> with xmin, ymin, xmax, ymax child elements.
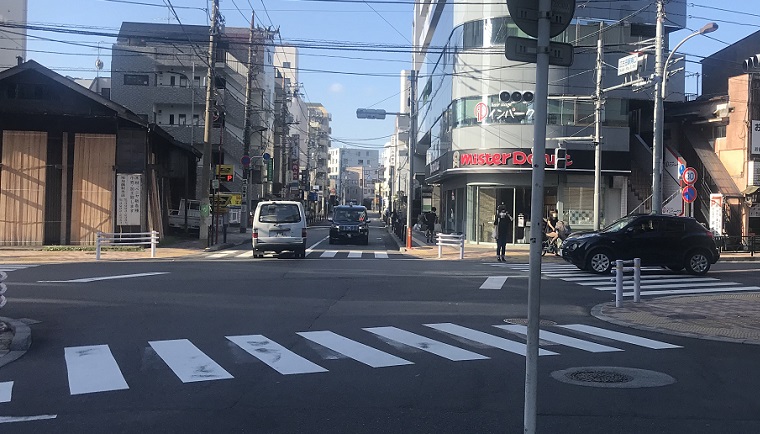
<box><xmin>0</xmin><ymin>382</ymin><xmax>12</xmax><ymax>403</ymax></box>
<box><xmin>227</xmin><ymin>335</ymin><xmax>328</xmax><ymax>375</ymax></box>
<box><xmin>480</xmin><ymin>276</ymin><xmax>508</xmax><ymax>290</ymax></box>
<box><xmin>298</xmin><ymin>331</ymin><xmax>412</xmax><ymax>368</ymax></box>
<box><xmin>65</xmin><ymin>345</ymin><xmax>129</xmax><ymax>395</ymax></box>
<box><xmin>320</xmin><ymin>250</ymin><xmax>338</xmax><ymax>258</ymax></box>
<box><xmin>149</xmin><ymin>339</ymin><xmax>233</xmax><ymax>383</ymax></box>
<box><xmin>236</xmin><ymin>251</ymin><xmax>253</xmax><ymax>258</ymax></box>
<box><xmin>495</xmin><ymin>325</ymin><xmax>622</xmax><ymax>353</ymax></box>
<box><xmin>595</xmin><ymin>281</ymin><xmax>739</xmax><ymax>291</ymax></box>
<box><xmin>562</xmin><ymin>274</ymin><xmax>676</xmax><ymax>282</ymax></box>
<box><xmin>0</xmin><ymin>265</ymin><xmax>38</xmax><ymax>271</ymax></box>
<box><xmin>558</xmin><ymin>324</ymin><xmax>681</xmax><ymax>349</ymax></box>
<box><xmin>348</xmin><ymin>251</ymin><xmax>362</xmax><ymax>258</ymax></box>
<box><xmin>374</xmin><ymin>251</ymin><xmax>389</xmax><ymax>259</ymax></box>
<box><xmin>424</xmin><ymin>323</ymin><xmax>557</xmax><ymax>356</ymax></box>
<box><xmin>576</xmin><ymin>277</ymin><xmax>718</xmax><ymax>287</ymax></box>
<box><xmin>624</xmin><ymin>286</ymin><xmax>760</xmax><ymax>297</ymax></box>
<box><xmin>364</xmin><ymin>326</ymin><xmax>489</xmax><ymax>361</ymax></box>
<box><xmin>208</xmin><ymin>252</ymin><xmax>232</xmax><ymax>259</ymax></box>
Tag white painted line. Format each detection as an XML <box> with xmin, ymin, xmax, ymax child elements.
<box><xmin>227</xmin><ymin>334</ymin><xmax>327</xmax><ymax>375</ymax></box>
<box><xmin>149</xmin><ymin>339</ymin><xmax>233</xmax><ymax>383</ymax></box>
<box><xmin>479</xmin><ymin>276</ymin><xmax>508</xmax><ymax>290</ymax></box>
<box><xmin>374</xmin><ymin>251</ymin><xmax>389</xmax><ymax>259</ymax></box>
<box><xmin>542</xmin><ymin>273</ymin><xmax>589</xmax><ymax>278</ymax></box>
<box><xmin>298</xmin><ymin>331</ymin><xmax>412</xmax><ymax>368</ymax></box>
<box><xmin>0</xmin><ymin>415</ymin><xmax>58</xmax><ymax>424</ymax></box>
<box><xmin>364</xmin><ymin>326</ymin><xmax>489</xmax><ymax>361</ymax></box>
<box><xmin>40</xmin><ymin>272</ymin><xmax>169</xmax><ymax>283</ymax></box>
<box><xmin>0</xmin><ymin>265</ymin><xmax>38</xmax><ymax>271</ymax></box>
<box><xmin>562</xmin><ymin>274</ymin><xmax>676</xmax><ymax>282</ymax></box>
<box><xmin>624</xmin><ymin>286</ymin><xmax>760</xmax><ymax>297</ymax></box>
<box><xmin>320</xmin><ymin>250</ymin><xmax>338</xmax><ymax>258</ymax></box>
<box><xmin>425</xmin><ymin>323</ymin><xmax>557</xmax><ymax>356</ymax></box>
<box><xmin>348</xmin><ymin>251</ymin><xmax>362</xmax><ymax>258</ymax></box>
<box><xmin>0</xmin><ymin>381</ymin><xmax>12</xmax><ymax>403</ymax></box>
<box><xmin>306</xmin><ymin>235</ymin><xmax>329</xmax><ymax>254</ymax></box>
<box><xmin>495</xmin><ymin>325</ymin><xmax>622</xmax><ymax>353</ymax></box>
<box><xmin>577</xmin><ymin>277</ymin><xmax>718</xmax><ymax>287</ymax></box>
<box><xmin>236</xmin><ymin>251</ymin><xmax>253</xmax><ymax>258</ymax></box>
<box><xmin>595</xmin><ymin>281</ymin><xmax>739</xmax><ymax>291</ymax></box>
<box><xmin>559</xmin><ymin>324</ymin><xmax>682</xmax><ymax>349</ymax></box>
<box><xmin>64</xmin><ymin>345</ymin><xmax>129</xmax><ymax>395</ymax></box>
<box><xmin>208</xmin><ymin>252</ymin><xmax>232</xmax><ymax>259</ymax></box>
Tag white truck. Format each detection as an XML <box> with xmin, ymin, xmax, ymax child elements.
<box><xmin>168</xmin><ymin>199</ymin><xmax>202</xmax><ymax>230</ymax></box>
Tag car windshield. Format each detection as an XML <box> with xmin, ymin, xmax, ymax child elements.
<box><xmin>259</xmin><ymin>204</ymin><xmax>301</xmax><ymax>223</ymax></box>
<box><xmin>600</xmin><ymin>216</ymin><xmax>638</xmax><ymax>233</ymax></box>
<box><xmin>334</xmin><ymin>209</ymin><xmax>366</xmax><ymax>222</ymax></box>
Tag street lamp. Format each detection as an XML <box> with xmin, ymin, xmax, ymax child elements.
<box><xmin>652</xmin><ymin>20</ymin><xmax>718</xmax><ymax>213</ymax></box>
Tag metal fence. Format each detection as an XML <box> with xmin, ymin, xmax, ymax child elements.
<box><xmin>714</xmin><ymin>236</ymin><xmax>759</xmax><ymax>256</ymax></box>
<box><xmin>96</xmin><ymin>231</ymin><xmax>159</xmax><ymax>260</ymax></box>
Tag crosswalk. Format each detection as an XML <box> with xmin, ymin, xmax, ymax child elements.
<box><xmin>201</xmin><ymin>249</ymin><xmax>403</xmax><ymax>260</ymax></box>
<box><xmin>492</xmin><ymin>262</ymin><xmax>760</xmax><ymax>297</ymax></box>
<box><xmin>0</xmin><ymin>264</ymin><xmax>38</xmax><ymax>274</ymax></box>
<box><xmin>0</xmin><ymin>322</ymin><xmax>681</xmax><ymax>402</ymax></box>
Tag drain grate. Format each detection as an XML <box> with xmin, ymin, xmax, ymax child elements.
<box><xmin>567</xmin><ymin>369</ymin><xmax>633</xmax><ymax>384</ymax></box>
<box><xmin>503</xmin><ymin>318</ymin><xmax>557</xmax><ymax>326</ymax></box>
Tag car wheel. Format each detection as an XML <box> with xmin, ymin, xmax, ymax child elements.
<box><xmin>252</xmin><ymin>250</ymin><xmax>262</xmax><ymax>258</ymax></box>
<box><xmin>586</xmin><ymin>249</ymin><xmax>613</xmax><ymax>274</ymax></box>
<box><xmin>298</xmin><ymin>244</ymin><xmax>307</xmax><ymax>258</ymax></box>
<box><xmin>685</xmin><ymin>250</ymin><xmax>711</xmax><ymax>275</ymax></box>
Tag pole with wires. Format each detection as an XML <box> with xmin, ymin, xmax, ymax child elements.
<box><xmin>199</xmin><ymin>0</ymin><xmax>219</xmax><ymax>244</ymax></box>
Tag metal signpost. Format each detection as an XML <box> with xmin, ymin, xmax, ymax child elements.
<box><xmin>506</xmin><ymin>0</ymin><xmax>575</xmax><ymax>432</ymax></box>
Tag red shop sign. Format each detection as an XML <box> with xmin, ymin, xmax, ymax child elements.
<box><xmin>458</xmin><ymin>151</ymin><xmax>573</xmax><ymax>167</ymax></box>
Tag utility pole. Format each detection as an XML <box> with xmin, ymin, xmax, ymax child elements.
<box><xmin>241</xmin><ymin>10</ymin><xmax>255</xmax><ymax>233</ymax></box>
<box><xmin>651</xmin><ymin>0</ymin><xmax>665</xmax><ymax>214</ymax></box>
<box><xmin>593</xmin><ymin>23</ymin><xmax>604</xmax><ymax>231</ymax></box>
<box><xmin>199</xmin><ymin>0</ymin><xmax>219</xmax><ymax>243</ymax></box>
<box><xmin>406</xmin><ymin>70</ymin><xmax>417</xmax><ymax>250</ymax></box>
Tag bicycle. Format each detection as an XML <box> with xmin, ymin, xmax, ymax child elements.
<box><xmin>542</xmin><ymin>237</ymin><xmax>561</xmax><ymax>256</ymax></box>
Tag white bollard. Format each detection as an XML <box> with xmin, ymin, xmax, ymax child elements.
<box><xmin>458</xmin><ymin>235</ymin><xmax>464</xmax><ymax>259</ymax></box>
<box><xmin>96</xmin><ymin>231</ymin><xmax>102</xmax><ymax>260</ymax></box>
<box><xmin>633</xmin><ymin>257</ymin><xmax>641</xmax><ymax>303</ymax></box>
<box><xmin>615</xmin><ymin>259</ymin><xmax>624</xmax><ymax>307</ymax></box>
<box><xmin>438</xmin><ymin>235</ymin><xmax>442</xmax><ymax>258</ymax></box>
<box><xmin>151</xmin><ymin>231</ymin><xmax>158</xmax><ymax>258</ymax></box>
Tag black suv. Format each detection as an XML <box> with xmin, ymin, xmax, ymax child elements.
<box><xmin>560</xmin><ymin>214</ymin><xmax>720</xmax><ymax>275</ymax></box>
<box><xmin>329</xmin><ymin>205</ymin><xmax>370</xmax><ymax>245</ymax></box>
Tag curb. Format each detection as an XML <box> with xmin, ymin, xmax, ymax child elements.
<box><xmin>0</xmin><ymin>317</ymin><xmax>32</xmax><ymax>368</ymax></box>
<box><xmin>590</xmin><ymin>302</ymin><xmax>760</xmax><ymax>346</ymax></box>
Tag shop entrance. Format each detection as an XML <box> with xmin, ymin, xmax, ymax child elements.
<box><xmin>472</xmin><ymin>187</ymin><xmax>532</xmax><ymax>244</ymax></box>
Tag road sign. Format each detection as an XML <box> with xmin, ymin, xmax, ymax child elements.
<box><xmin>682</xmin><ymin>167</ymin><xmax>698</xmax><ymax>185</ymax></box>
<box><xmin>262</xmin><ymin>152</ymin><xmax>271</xmax><ymax>161</ymax></box>
<box><xmin>505</xmin><ymin>37</ymin><xmax>574</xmax><ymax>67</ymax></box>
<box><xmin>682</xmin><ymin>185</ymin><xmax>697</xmax><ymax>203</ymax></box>
<box><xmin>506</xmin><ymin>0</ymin><xmax>576</xmax><ymax>39</ymax></box>
<box><xmin>617</xmin><ymin>53</ymin><xmax>640</xmax><ymax>76</ymax></box>
<box><xmin>356</xmin><ymin>108</ymin><xmax>386</xmax><ymax>120</ymax></box>
<box><xmin>240</xmin><ymin>155</ymin><xmax>251</xmax><ymax>167</ymax></box>
<box><xmin>677</xmin><ymin>157</ymin><xmax>687</xmax><ymax>179</ymax></box>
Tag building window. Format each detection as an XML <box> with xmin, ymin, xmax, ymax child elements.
<box><xmin>169</xmin><ymin>114</ymin><xmax>175</xmax><ymax>125</ymax></box>
<box><xmin>283</xmin><ymin>61</ymin><xmax>291</xmax><ymax>68</ymax></box>
<box><xmin>124</xmin><ymin>74</ymin><xmax>149</xmax><ymax>86</ymax></box>
<box><xmin>179</xmin><ymin>114</ymin><xmax>186</xmax><ymax>125</ymax></box>
<box><xmin>713</xmin><ymin>125</ymin><xmax>726</xmax><ymax>139</ymax></box>
<box><xmin>462</xmin><ymin>20</ymin><xmax>483</xmax><ymax>50</ymax></box>
<box><xmin>180</xmin><ymin>76</ymin><xmax>187</xmax><ymax>87</ymax></box>
<box><xmin>193</xmin><ymin>114</ymin><xmax>200</xmax><ymax>125</ymax></box>
<box><xmin>565</xmin><ymin>187</ymin><xmax>595</xmax><ymax>227</ymax></box>
<box><xmin>358</xmin><ymin>160</ymin><xmax>363</xmax><ymax>164</ymax></box>
<box><xmin>170</xmin><ymin>76</ymin><xmax>176</xmax><ymax>86</ymax></box>
<box><xmin>194</xmin><ymin>76</ymin><xmax>201</xmax><ymax>88</ymax></box>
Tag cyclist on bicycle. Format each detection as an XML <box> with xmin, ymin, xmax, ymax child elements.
<box><xmin>424</xmin><ymin>207</ymin><xmax>438</xmax><ymax>243</ymax></box>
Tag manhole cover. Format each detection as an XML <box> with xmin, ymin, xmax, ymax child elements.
<box><xmin>667</xmin><ymin>313</ymin><xmax>707</xmax><ymax>320</ymax></box>
<box><xmin>552</xmin><ymin>366</ymin><xmax>676</xmax><ymax>389</ymax></box>
<box><xmin>567</xmin><ymin>370</ymin><xmax>633</xmax><ymax>383</ymax></box>
<box><xmin>503</xmin><ymin>318</ymin><xmax>557</xmax><ymax>326</ymax></box>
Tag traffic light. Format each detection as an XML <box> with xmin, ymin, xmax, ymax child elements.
<box><xmin>499</xmin><ymin>90</ymin><xmax>534</xmax><ymax>103</ymax></box>
<box><xmin>554</xmin><ymin>147</ymin><xmax>567</xmax><ymax>170</ymax></box>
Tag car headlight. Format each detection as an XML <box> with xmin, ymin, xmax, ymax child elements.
<box><xmin>565</xmin><ymin>242</ymin><xmax>579</xmax><ymax>252</ymax></box>
<box><xmin>331</xmin><ymin>224</ymin><xmax>339</xmax><ymax>230</ymax></box>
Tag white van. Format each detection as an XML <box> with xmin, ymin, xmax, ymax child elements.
<box><xmin>252</xmin><ymin>201</ymin><xmax>307</xmax><ymax>258</ymax></box>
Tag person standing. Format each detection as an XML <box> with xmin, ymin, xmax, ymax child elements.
<box><xmin>493</xmin><ymin>204</ymin><xmax>513</xmax><ymax>261</ymax></box>
<box><xmin>424</xmin><ymin>207</ymin><xmax>438</xmax><ymax>243</ymax></box>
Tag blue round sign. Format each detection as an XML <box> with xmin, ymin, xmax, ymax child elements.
<box><xmin>262</xmin><ymin>152</ymin><xmax>271</xmax><ymax>161</ymax></box>
<box><xmin>682</xmin><ymin>185</ymin><xmax>697</xmax><ymax>203</ymax></box>
<box><xmin>240</xmin><ymin>155</ymin><xmax>251</xmax><ymax>167</ymax></box>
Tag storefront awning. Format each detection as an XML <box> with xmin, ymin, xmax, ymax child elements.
<box><xmin>742</xmin><ymin>185</ymin><xmax>760</xmax><ymax>195</ymax></box>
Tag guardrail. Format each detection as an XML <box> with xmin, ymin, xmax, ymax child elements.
<box><xmin>437</xmin><ymin>233</ymin><xmax>465</xmax><ymax>259</ymax></box>
<box><xmin>714</xmin><ymin>235</ymin><xmax>759</xmax><ymax>257</ymax></box>
<box><xmin>613</xmin><ymin>259</ymin><xmax>642</xmax><ymax>307</ymax></box>
<box><xmin>96</xmin><ymin>231</ymin><xmax>159</xmax><ymax>260</ymax></box>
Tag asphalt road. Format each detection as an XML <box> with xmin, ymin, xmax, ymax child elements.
<box><xmin>1</xmin><ymin>223</ymin><xmax>759</xmax><ymax>433</ymax></box>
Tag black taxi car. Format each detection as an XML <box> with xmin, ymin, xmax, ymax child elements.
<box><xmin>560</xmin><ymin>214</ymin><xmax>720</xmax><ymax>275</ymax></box>
<box><xmin>329</xmin><ymin>205</ymin><xmax>370</xmax><ymax>245</ymax></box>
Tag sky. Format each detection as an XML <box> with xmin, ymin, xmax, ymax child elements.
<box><xmin>16</xmin><ymin>0</ymin><xmax>760</xmax><ymax>150</ymax></box>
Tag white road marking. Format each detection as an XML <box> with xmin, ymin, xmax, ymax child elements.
<box><xmin>0</xmin><ymin>415</ymin><xmax>58</xmax><ymax>424</ymax></box>
<box><xmin>208</xmin><ymin>252</ymin><xmax>233</xmax><ymax>258</ymax></box>
<box><xmin>40</xmin><ymin>272</ymin><xmax>168</xmax><ymax>283</ymax></box>
<box><xmin>227</xmin><ymin>335</ymin><xmax>327</xmax><ymax>375</ymax></box>
<box><xmin>495</xmin><ymin>325</ymin><xmax>622</xmax><ymax>353</ymax></box>
<box><xmin>364</xmin><ymin>326</ymin><xmax>489</xmax><ymax>361</ymax></box>
<box><xmin>306</xmin><ymin>235</ymin><xmax>329</xmax><ymax>254</ymax></box>
<box><xmin>0</xmin><ymin>381</ymin><xmax>12</xmax><ymax>403</ymax></box>
<box><xmin>624</xmin><ymin>286</ymin><xmax>760</xmax><ymax>297</ymax></box>
<box><xmin>374</xmin><ymin>251</ymin><xmax>389</xmax><ymax>259</ymax></box>
<box><xmin>479</xmin><ymin>276</ymin><xmax>508</xmax><ymax>290</ymax></box>
<box><xmin>0</xmin><ymin>265</ymin><xmax>38</xmax><ymax>272</ymax></box>
<box><xmin>424</xmin><ymin>323</ymin><xmax>557</xmax><ymax>356</ymax></box>
<box><xmin>236</xmin><ymin>251</ymin><xmax>253</xmax><ymax>258</ymax></box>
<box><xmin>149</xmin><ymin>339</ymin><xmax>233</xmax><ymax>383</ymax></box>
<box><xmin>562</xmin><ymin>274</ymin><xmax>676</xmax><ymax>282</ymax></box>
<box><xmin>558</xmin><ymin>324</ymin><xmax>681</xmax><ymax>349</ymax></box>
<box><xmin>595</xmin><ymin>281</ymin><xmax>739</xmax><ymax>291</ymax></box>
<box><xmin>298</xmin><ymin>331</ymin><xmax>412</xmax><ymax>368</ymax></box>
<box><xmin>64</xmin><ymin>345</ymin><xmax>129</xmax><ymax>395</ymax></box>
<box><xmin>320</xmin><ymin>250</ymin><xmax>338</xmax><ymax>258</ymax></box>
<box><xmin>579</xmin><ymin>277</ymin><xmax>718</xmax><ymax>287</ymax></box>
<box><xmin>348</xmin><ymin>251</ymin><xmax>362</xmax><ymax>258</ymax></box>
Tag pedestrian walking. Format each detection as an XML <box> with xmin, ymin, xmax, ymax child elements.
<box><xmin>493</xmin><ymin>204</ymin><xmax>513</xmax><ymax>261</ymax></box>
<box><xmin>424</xmin><ymin>207</ymin><xmax>438</xmax><ymax>243</ymax></box>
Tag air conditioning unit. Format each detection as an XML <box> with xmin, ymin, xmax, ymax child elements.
<box><xmin>750</xmin><ymin>160</ymin><xmax>760</xmax><ymax>186</ymax></box>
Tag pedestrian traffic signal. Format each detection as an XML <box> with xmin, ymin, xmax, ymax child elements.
<box><xmin>554</xmin><ymin>147</ymin><xmax>567</xmax><ymax>170</ymax></box>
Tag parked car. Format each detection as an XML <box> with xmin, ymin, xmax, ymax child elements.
<box><xmin>252</xmin><ymin>201</ymin><xmax>307</xmax><ymax>258</ymax></box>
<box><xmin>329</xmin><ymin>205</ymin><xmax>369</xmax><ymax>245</ymax></box>
<box><xmin>560</xmin><ymin>214</ymin><xmax>720</xmax><ymax>275</ymax></box>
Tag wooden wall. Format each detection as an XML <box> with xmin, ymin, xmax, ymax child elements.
<box><xmin>0</xmin><ymin>131</ymin><xmax>48</xmax><ymax>245</ymax></box>
<box><xmin>71</xmin><ymin>134</ymin><xmax>116</xmax><ymax>244</ymax></box>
